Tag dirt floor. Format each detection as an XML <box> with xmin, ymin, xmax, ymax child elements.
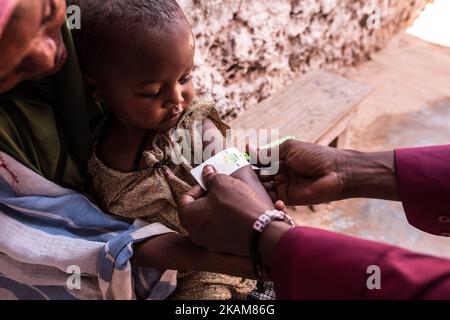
<box><xmin>289</xmin><ymin>31</ymin><xmax>450</xmax><ymax>258</ymax></box>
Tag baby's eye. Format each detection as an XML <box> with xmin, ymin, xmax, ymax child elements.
<box><xmin>141</xmin><ymin>91</ymin><xmax>160</xmax><ymax>99</ymax></box>
<box><xmin>179</xmin><ymin>75</ymin><xmax>193</xmax><ymax>85</ymax></box>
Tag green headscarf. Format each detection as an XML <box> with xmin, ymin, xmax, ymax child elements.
<box><xmin>0</xmin><ymin>24</ymin><xmax>103</xmax><ymax>190</ymax></box>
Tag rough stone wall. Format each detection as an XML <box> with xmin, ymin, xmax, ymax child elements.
<box><xmin>178</xmin><ymin>0</ymin><xmax>432</xmax><ymax>119</ymax></box>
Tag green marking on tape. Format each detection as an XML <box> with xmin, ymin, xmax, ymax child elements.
<box><xmin>260</xmin><ymin>136</ymin><xmax>296</xmax><ymax>149</ymax></box>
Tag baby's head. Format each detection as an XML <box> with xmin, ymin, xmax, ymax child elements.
<box><xmin>72</xmin><ymin>0</ymin><xmax>195</xmax><ymax>131</ymax></box>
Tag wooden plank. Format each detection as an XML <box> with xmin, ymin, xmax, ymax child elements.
<box><xmin>231</xmin><ymin>70</ymin><xmax>372</xmax><ymax>144</ymax></box>
<box><xmin>316</xmin><ymin>109</ymin><xmax>354</xmax><ymax>146</ymax></box>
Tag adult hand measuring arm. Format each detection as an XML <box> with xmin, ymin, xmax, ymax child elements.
<box><xmin>260</xmin><ymin>140</ymin><xmax>450</xmax><ymax>235</ymax></box>
<box><xmin>178</xmin><ymin>165</ymin><xmax>450</xmax><ymax>299</ymax></box>
<box><xmin>178</xmin><ymin>166</ymin><xmax>291</xmax><ymax>267</ymax></box>
<box><xmin>258</xmin><ymin>139</ymin><xmax>400</xmax><ymax>205</ymax></box>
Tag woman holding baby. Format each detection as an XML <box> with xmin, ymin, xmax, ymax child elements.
<box><xmin>1</xmin><ymin>0</ymin><xmax>450</xmax><ymax>300</ymax></box>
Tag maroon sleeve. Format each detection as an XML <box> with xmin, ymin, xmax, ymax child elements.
<box><xmin>272</xmin><ymin>227</ymin><xmax>450</xmax><ymax>299</ymax></box>
<box><xmin>395</xmin><ymin>145</ymin><xmax>450</xmax><ymax>236</ymax></box>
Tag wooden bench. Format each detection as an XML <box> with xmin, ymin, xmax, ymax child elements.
<box><xmin>231</xmin><ymin>70</ymin><xmax>372</xmax><ymax>148</ymax></box>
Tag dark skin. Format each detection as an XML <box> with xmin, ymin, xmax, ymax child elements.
<box><xmin>90</xmin><ymin>19</ymin><xmax>196</xmax><ymax>172</ymax></box>
<box><xmin>86</xmin><ymin>17</ymin><xmax>274</xmax><ymax>275</ymax></box>
<box><xmin>201</xmin><ymin>118</ymin><xmax>275</xmax><ymax>209</ymax></box>
<box><xmin>0</xmin><ymin>0</ymin><xmax>273</xmax><ymax>278</ymax></box>
<box><xmin>259</xmin><ymin>140</ymin><xmax>399</xmax><ymax>205</ymax></box>
<box><xmin>0</xmin><ymin>0</ymin><xmax>404</xmax><ymax>283</ymax></box>
<box><xmin>0</xmin><ymin>0</ymin><xmax>67</xmax><ymax>94</ymax></box>
<box><xmin>179</xmin><ymin>140</ymin><xmax>399</xmax><ymax>267</ymax></box>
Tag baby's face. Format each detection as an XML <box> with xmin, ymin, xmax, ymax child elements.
<box><xmin>96</xmin><ymin>20</ymin><xmax>195</xmax><ymax>131</ymax></box>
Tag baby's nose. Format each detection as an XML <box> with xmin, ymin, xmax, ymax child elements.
<box><xmin>164</xmin><ymin>85</ymin><xmax>185</xmax><ymax>108</ymax></box>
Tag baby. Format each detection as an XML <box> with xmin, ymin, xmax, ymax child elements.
<box><xmin>71</xmin><ymin>0</ymin><xmax>274</xmax><ymax>299</ymax></box>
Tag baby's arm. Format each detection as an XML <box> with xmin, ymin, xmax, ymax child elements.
<box><xmin>134</xmin><ymin>119</ymin><xmax>274</xmax><ymax>279</ymax></box>
<box><xmin>201</xmin><ymin>118</ymin><xmax>274</xmax><ymax>208</ymax></box>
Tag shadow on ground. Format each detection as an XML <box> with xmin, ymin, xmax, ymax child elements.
<box><xmin>356</xmin><ymin>97</ymin><xmax>450</xmax><ymax>150</ymax></box>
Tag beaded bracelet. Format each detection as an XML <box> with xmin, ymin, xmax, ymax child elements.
<box><xmin>249</xmin><ymin>210</ymin><xmax>295</xmax><ymax>289</ymax></box>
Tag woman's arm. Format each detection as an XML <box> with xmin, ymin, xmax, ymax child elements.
<box><xmin>272</xmin><ymin>226</ymin><xmax>450</xmax><ymax>299</ymax></box>
<box><xmin>395</xmin><ymin>145</ymin><xmax>450</xmax><ymax>235</ymax></box>
<box><xmin>132</xmin><ymin>233</ymin><xmax>254</xmax><ymax>278</ymax></box>
<box><xmin>178</xmin><ymin>170</ymin><xmax>450</xmax><ymax>299</ymax></box>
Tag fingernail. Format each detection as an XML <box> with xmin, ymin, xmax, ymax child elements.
<box><xmin>203</xmin><ymin>165</ymin><xmax>215</xmax><ymax>176</ymax></box>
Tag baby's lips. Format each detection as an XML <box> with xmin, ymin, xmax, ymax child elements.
<box><xmin>163</xmin><ymin>111</ymin><xmax>182</xmax><ymax>123</ymax></box>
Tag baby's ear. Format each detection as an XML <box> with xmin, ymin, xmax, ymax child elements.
<box><xmin>83</xmin><ymin>74</ymin><xmax>102</xmax><ymax>103</ymax></box>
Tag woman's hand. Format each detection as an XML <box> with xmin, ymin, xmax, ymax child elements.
<box><xmin>179</xmin><ymin>166</ymin><xmax>276</xmax><ymax>256</ymax></box>
<box><xmin>178</xmin><ymin>166</ymin><xmax>292</xmax><ymax>266</ymax></box>
<box><xmin>258</xmin><ymin>140</ymin><xmax>399</xmax><ymax>205</ymax></box>
<box><xmin>258</xmin><ymin>140</ymin><xmax>346</xmax><ymax>205</ymax></box>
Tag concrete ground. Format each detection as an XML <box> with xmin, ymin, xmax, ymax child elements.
<box><xmin>290</xmin><ymin>31</ymin><xmax>450</xmax><ymax>258</ymax></box>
